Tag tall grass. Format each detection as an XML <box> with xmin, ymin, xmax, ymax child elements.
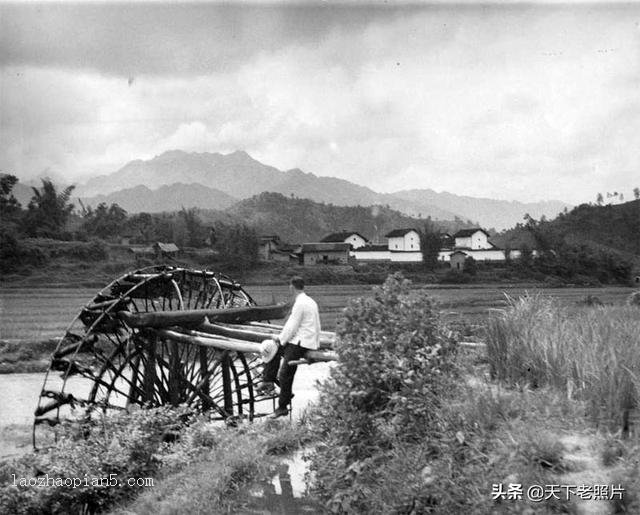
<box><xmin>486</xmin><ymin>293</ymin><xmax>640</xmax><ymax>435</ymax></box>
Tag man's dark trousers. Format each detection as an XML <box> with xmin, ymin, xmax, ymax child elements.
<box><xmin>262</xmin><ymin>343</ymin><xmax>307</xmax><ymax>410</ymax></box>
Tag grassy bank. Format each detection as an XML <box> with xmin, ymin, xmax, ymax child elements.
<box><xmin>0</xmin><ymin>407</ymin><xmax>312</xmax><ymax>515</ymax></box>
<box><xmin>304</xmin><ymin>275</ymin><xmax>640</xmax><ymax>513</ymax></box>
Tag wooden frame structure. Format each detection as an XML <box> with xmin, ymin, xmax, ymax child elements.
<box><xmin>33</xmin><ymin>265</ymin><xmax>336</xmax><ymax>449</ymax></box>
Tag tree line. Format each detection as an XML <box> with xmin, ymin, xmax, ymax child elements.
<box><xmin>0</xmin><ymin>175</ymin><xmax>259</xmax><ymax>272</ymax></box>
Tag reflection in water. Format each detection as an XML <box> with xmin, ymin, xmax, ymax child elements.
<box><xmin>248</xmin><ymin>461</ymin><xmax>322</xmax><ymax>514</ymax></box>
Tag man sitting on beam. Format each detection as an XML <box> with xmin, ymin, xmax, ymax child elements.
<box><xmin>257</xmin><ymin>276</ymin><xmax>321</xmax><ymax>419</ymax></box>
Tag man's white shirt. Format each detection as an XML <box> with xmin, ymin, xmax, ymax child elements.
<box><xmin>278</xmin><ymin>292</ymin><xmax>321</xmax><ymax>350</ymax></box>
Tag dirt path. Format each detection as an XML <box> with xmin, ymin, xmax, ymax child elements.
<box><xmin>558</xmin><ymin>432</ymin><xmax>612</xmax><ymax>515</ymax></box>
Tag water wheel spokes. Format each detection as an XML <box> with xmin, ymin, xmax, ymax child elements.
<box><xmin>33</xmin><ymin>266</ymin><xmax>267</xmax><ymax>449</ymax></box>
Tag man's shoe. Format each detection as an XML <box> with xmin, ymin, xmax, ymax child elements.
<box><xmin>270</xmin><ymin>407</ymin><xmax>289</xmax><ymax>419</ymax></box>
<box><xmin>256</xmin><ymin>381</ymin><xmax>277</xmax><ymax>396</ymax></box>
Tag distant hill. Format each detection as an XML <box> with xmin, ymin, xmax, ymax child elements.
<box><xmin>74</xmin><ymin>150</ymin><xmax>565</xmax><ymax>227</ymax></box>
<box><xmin>390</xmin><ymin>189</ymin><xmax>569</xmax><ymax>232</ymax></box>
<box><xmin>495</xmin><ymin>199</ymin><xmax>640</xmax><ymax>258</ymax></box>
<box><xmin>79</xmin><ymin>183</ymin><xmax>237</xmax><ymax>213</ymax></box>
<box><xmin>76</xmin><ymin>150</ymin><xmax>284</xmax><ymax>200</ymax></box>
<box><xmin>199</xmin><ymin>192</ymin><xmax>474</xmax><ymax>244</ymax></box>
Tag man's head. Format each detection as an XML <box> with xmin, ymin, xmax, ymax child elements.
<box><xmin>289</xmin><ymin>276</ymin><xmax>305</xmax><ymax>293</ymax></box>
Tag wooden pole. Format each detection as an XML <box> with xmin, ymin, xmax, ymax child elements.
<box><xmin>143</xmin><ymin>339</ymin><xmax>157</xmax><ymax>404</ymax></box>
<box><xmin>117</xmin><ymin>302</ymin><xmax>290</xmax><ymax>328</ymax></box>
<box><xmin>168</xmin><ymin>339</ymin><xmax>181</xmax><ymax>406</ymax></box>
<box><xmin>221</xmin><ymin>352</ymin><xmax>233</xmax><ymax>416</ymax></box>
<box><xmin>159</xmin><ymin>329</ymin><xmax>337</xmax><ymax>363</ymax></box>
<box><xmin>199</xmin><ymin>347</ymin><xmax>212</xmax><ymax>411</ymax></box>
<box><xmin>200</xmin><ymin>321</ymin><xmax>335</xmax><ymax>349</ymax></box>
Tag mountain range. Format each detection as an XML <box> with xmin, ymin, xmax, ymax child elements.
<box><xmin>77</xmin><ymin>183</ymin><xmax>237</xmax><ymax>213</ymax></box>
<box><xmin>41</xmin><ymin>150</ymin><xmax>568</xmax><ymax>230</ymax></box>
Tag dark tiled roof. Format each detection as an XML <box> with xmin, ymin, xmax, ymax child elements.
<box><xmin>453</xmin><ymin>228</ymin><xmax>489</xmax><ymax>238</ymax></box>
<box><xmin>321</xmin><ymin>231</ymin><xmax>368</xmax><ymax>243</ymax></box>
<box><xmin>302</xmin><ymin>243</ymin><xmax>351</xmax><ymax>252</ymax></box>
<box><xmin>385</xmin><ymin>228</ymin><xmax>418</xmax><ymax>238</ymax></box>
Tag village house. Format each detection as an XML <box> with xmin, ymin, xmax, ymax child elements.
<box><xmin>438</xmin><ymin>228</ymin><xmax>505</xmax><ymax>263</ymax></box>
<box><xmin>259</xmin><ymin>235</ymin><xmax>301</xmax><ymax>263</ymax></box>
<box><xmin>453</xmin><ymin>228</ymin><xmax>494</xmax><ymax>250</ymax></box>
<box><xmin>278</xmin><ymin>243</ymin><xmax>303</xmax><ymax>264</ymax></box>
<box><xmin>320</xmin><ymin>231</ymin><xmax>369</xmax><ymax>249</ymax></box>
<box><xmin>348</xmin><ymin>228</ymin><xmax>423</xmax><ymax>263</ymax></box>
<box><xmin>153</xmin><ymin>242</ymin><xmax>180</xmax><ymax>259</ymax></box>
<box><xmin>301</xmin><ymin>243</ymin><xmax>351</xmax><ymax>265</ymax></box>
<box><xmin>438</xmin><ymin>228</ymin><xmax>537</xmax><ymax>265</ymax></box>
<box><xmin>258</xmin><ymin>235</ymin><xmax>280</xmax><ymax>261</ymax></box>
<box><xmin>449</xmin><ymin>250</ymin><xmax>469</xmax><ymax>271</ymax></box>
<box><xmin>127</xmin><ymin>242</ymin><xmax>180</xmax><ymax>263</ymax></box>
<box><xmin>385</xmin><ymin>228</ymin><xmax>420</xmax><ymax>251</ymax></box>
<box><xmin>384</xmin><ymin>228</ymin><xmax>423</xmax><ymax>262</ymax></box>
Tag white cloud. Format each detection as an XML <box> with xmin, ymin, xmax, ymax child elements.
<box><xmin>1</xmin><ymin>5</ymin><xmax>640</xmax><ymax>204</ymax></box>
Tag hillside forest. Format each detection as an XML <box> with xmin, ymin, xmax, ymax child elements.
<box><xmin>1</xmin><ymin>174</ymin><xmax>638</xmax><ymax>285</ymax></box>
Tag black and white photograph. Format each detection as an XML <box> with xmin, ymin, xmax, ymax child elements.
<box><xmin>1</xmin><ymin>1</ymin><xmax>639</xmax><ymax>513</ymax></box>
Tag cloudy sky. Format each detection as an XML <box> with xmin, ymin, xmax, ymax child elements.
<box><xmin>1</xmin><ymin>1</ymin><xmax>639</xmax><ymax>204</ymax></box>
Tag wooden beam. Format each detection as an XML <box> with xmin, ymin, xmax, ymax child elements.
<box><xmin>159</xmin><ymin>329</ymin><xmax>337</xmax><ymax>363</ymax></box>
<box><xmin>160</xmin><ymin>329</ymin><xmax>263</xmax><ymax>354</ymax></box>
<box><xmin>117</xmin><ymin>303</ymin><xmax>290</xmax><ymax>328</ymax></box>
<box><xmin>203</xmin><ymin>321</ymin><xmax>335</xmax><ymax>349</ymax></box>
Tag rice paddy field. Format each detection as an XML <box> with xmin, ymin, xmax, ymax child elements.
<box><xmin>0</xmin><ymin>283</ymin><xmax>634</xmax><ymax>342</ymax></box>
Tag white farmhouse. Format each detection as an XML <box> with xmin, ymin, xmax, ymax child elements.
<box><xmin>385</xmin><ymin>228</ymin><xmax>421</xmax><ymax>251</ymax></box>
<box><xmin>385</xmin><ymin>228</ymin><xmax>422</xmax><ymax>262</ymax></box>
<box><xmin>321</xmin><ymin>231</ymin><xmax>369</xmax><ymax>249</ymax></box>
<box><xmin>453</xmin><ymin>228</ymin><xmax>493</xmax><ymax>250</ymax></box>
<box><xmin>439</xmin><ymin>228</ymin><xmax>507</xmax><ymax>262</ymax></box>
<box><xmin>350</xmin><ymin>228</ymin><xmax>422</xmax><ymax>262</ymax></box>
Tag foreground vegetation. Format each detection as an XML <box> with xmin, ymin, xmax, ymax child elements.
<box><xmin>307</xmin><ymin>278</ymin><xmax>640</xmax><ymax>513</ymax></box>
<box><xmin>486</xmin><ymin>294</ymin><xmax>640</xmax><ymax>435</ymax></box>
<box><xmin>0</xmin><ymin>407</ymin><xmax>311</xmax><ymax>514</ymax></box>
<box><xmin>2</xmin><ymin>276</ymin><xmax>640</xmax><ymax>513</ymax></box>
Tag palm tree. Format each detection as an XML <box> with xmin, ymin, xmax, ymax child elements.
<box><xmin>24</xmin><ymin>179</ymin><xmax>75</xmax><ymax>238</ymax></box>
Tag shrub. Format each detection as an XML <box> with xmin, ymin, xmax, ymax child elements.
<box><xmin>0</xmin><ymin>406</ymin><xmax>195</xmax><ymax>514</ymax></box>
<box><xmin>20</xmin><ymin>239</ymin><xmax>108</xmax><ymax>262</ymax></box>
<box><xmin>439</xmin><ymin>269</ymin><xmax>472</xmax><ymax>284</ymax></box>
<box><xmin>0</xmin><ymin>231</ymin><xmax>48</xmax><ymax>273</ymax></box>
<box><xmin>309</xmin><ymin>273</ymin><xmax>458</xmax><ymax>512</ymax></box>
<box><xmin>463</xmin><ymin>256</ymin><xmax>477</xmax><ymax>276</ymax></box>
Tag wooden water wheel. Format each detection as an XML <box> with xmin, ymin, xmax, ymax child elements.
<box><xmin>33</xmin><ymin>265</ymin><xmax>287</xmax><ymax>448</ymax></box>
